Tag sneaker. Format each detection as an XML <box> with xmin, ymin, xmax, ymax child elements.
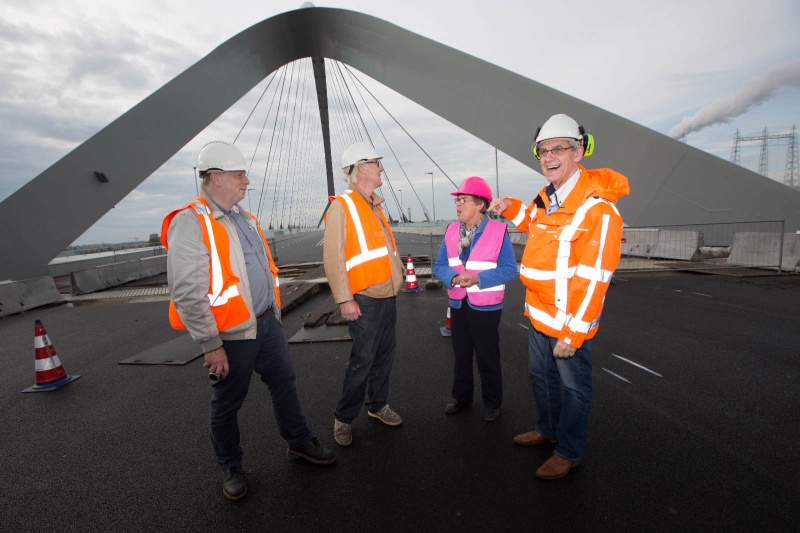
<box><xmin>334</xmin><ymin>418</ymin><xmax>352</xmax><ymax>447</ymax></box>
<box><xmin>221</xmin><ymin>465</ymin><xmax>247</xmax><ymax>501</ymax></box>
<box><xmin>484</xmin><ymin>408</ymin><xmax>501</xmax><ymax>421</ymax></box>
<box><xmin>287</xmin><ymin>437</ymin><xmax>337</xmax><ymax>465</ymax></box>
<box><xmin>367</xmin><ymin>404</ymin><xmax>403</xmax><ymax>426</ymax></box>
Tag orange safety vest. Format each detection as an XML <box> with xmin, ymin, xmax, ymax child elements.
<box><xmin>161</xmin><ymin>196</ymin><xmax>281</xmax><ymax>333</ymax></box>
<box><xmin>331</xmin><ymin>189</ymin><xmax>397</xmax><ymax>295</ymax></box>
<box><xmin>502</xmin><ymin>166</ymin><xmax>629</xmax><ymax>348</ymax></box>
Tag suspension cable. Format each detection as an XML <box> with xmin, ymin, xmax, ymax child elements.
<box><xmin>342</xmin><ymin>63</ymin><xmax>457</xmax><ymax>188</ymax></box>
<box><xmin>258</xmin><ymin>65</ymin><xmax>290</xmax><ymax>221</ymax></box>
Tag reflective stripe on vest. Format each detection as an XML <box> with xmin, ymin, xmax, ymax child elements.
<box><xmin>510</xmin><ymin>201</ymin><xmax>529</xmax><ymax>227</ymax></box>
<box><xmin>192</xmin><ymin>200</ymin><xmax>241</xmax><ymax>307</ymax></box>
<box><xmin>341</xmin><ymin>191</ymin><xmax>390</xmax><ymax>271</ymax></box>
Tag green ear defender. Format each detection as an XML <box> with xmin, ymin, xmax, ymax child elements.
<box><xmin>532</xmin><ymin>126</ymin><xmax>542</xmax><ymax>161</ymax></box>
<box><xmin>579</xmin><ymin>126</ymin><xmax>595</xmax><ymax>157</ymax></box>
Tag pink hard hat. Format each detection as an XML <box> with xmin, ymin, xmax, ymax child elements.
<box><xmin>451</xmin><ymin>176</ymin><xmax>493</xmax><ymax>202</ymax></box>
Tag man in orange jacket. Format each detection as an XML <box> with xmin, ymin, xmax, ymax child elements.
<box><xmin>489</xmin><ymin>114</ymin><xmax>630</xmax><ymax>479</ymax></box>
<box><xmin>163</xmin><ymin>141</ymin><xmax>335</xmax><ymax>501</ymax></box>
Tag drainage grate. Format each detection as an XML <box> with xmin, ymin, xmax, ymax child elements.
<box><xmin>65</xmin><ymin>287</ymin><xmax>170</xmax><ymax>301</ymax></box>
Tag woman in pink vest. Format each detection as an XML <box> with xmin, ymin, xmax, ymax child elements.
<box><xmin>433</xmin><ymin>177</ymin><xmax>518</xmax><ymax>421</ymax></box>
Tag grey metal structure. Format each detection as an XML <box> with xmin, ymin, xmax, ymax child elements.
<box><xmin>1</xmin><ymin>6</ymin><xmax>799</xmax><ymax>281</ymax></box>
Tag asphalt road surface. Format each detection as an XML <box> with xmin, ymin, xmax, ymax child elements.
<box><xmin>2</xmin><ymin>231</ymin><xmax>799</xmax><ymax>532</ymax></box>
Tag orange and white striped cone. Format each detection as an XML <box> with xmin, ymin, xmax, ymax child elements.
<box><xmin>440</xmin><ymin>306</ymin><xmax>452</xmax><ymax>337</ymax></box>
<box><xmin>22</xmin><ymin>320</ymin><xmax>81</xmax><ymax>393</ymax></box>
<box><xmin>401</xmin><ymin>254</ymin><xmax>423</xmax><ymax>293</ymax></box>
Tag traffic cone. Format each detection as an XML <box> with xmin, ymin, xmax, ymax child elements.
<box><xmin>22</xmin><ymin>320</ymin><xmax>81</xmax><ymax>393</ymax></box>
<box><xmin>439</xmin><ymin>306</ymin><xmax>452</xmax><ymax>337</ymax></box>
<box><xmin>401</xmin><ymin>254</ymin><xmax>423</xmax><ymax>293</ymax></box>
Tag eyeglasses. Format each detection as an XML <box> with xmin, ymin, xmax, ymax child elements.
<box><xmin>535</xmin><ymin>145</ymin><xmax>575</xmax><ymax>158</ymax></box>
<box><xmin>362</xmin><ymin>160</ymin><xmax>383</xmax><ymax>168</ymax></box>
<box><xmin>454</xmin><ymin>197</ymin><xmax>472</xmax><ymax>205</ymax></box>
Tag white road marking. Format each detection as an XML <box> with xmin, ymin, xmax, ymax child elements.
<box><xmin>611</xmin><ymin>353</ymin><xmax>663</xmax><ymax>377</ymax></box>
<box><xmin>691</xmin><ymin>292</ymin><xmax>712</xmax><ymax>297</ymax></box>
<box><xmin>602</xmin><ymin>368</ymin><xmax>631</xmax><ymax>383</ymax></box>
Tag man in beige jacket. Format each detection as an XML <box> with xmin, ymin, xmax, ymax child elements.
<box><xmin>323</xmin><ymin>142</ymin><xmax>405</xmax><ymax>447</ymax></box>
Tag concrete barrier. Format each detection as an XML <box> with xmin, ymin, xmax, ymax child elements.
<box><xmin>71</xmin><ymin>256</ymin><xmax>167</xmax><ymax>295</ymax></box>
<box><xmin>621</xmin><ymin>228</ymin><xmax>659</xmax><ymax>257</ymax></box>
<box><xmin>652</xmin><ymin>230</ymin><xmax>703</xmax><ymax>261</ymax></box>
<box><xmin>392</xmin><ymin>226</ymin><xmax>446</xmax><ymax>236</ymax></box>
<box><xmin>727</xmin><ymin>232</ymin><xmax>798</xmax><ymax>271</ymax></box>
<box><xmin>392</xmin><ymin>223</ymin><xmax>529</xmax><ymax>244</ymax></box>
<box><xmin>508</xmin><ymin>232</ymin><xmax>527</xmax><ymax>245</ymax></box>
<box><xmin>48</xmin><ymin>246</ymin><xmax>166</xmax><ymax>277</ymax></box>
<box><xmin>0</xmin><ymin>276</ymin><xmax>64</xmax><ymax>317</ymax></box>
<box><xmin>786</xmin><ymin>233</ymin><xmax>800</xmax><ymax>272</ymax></box>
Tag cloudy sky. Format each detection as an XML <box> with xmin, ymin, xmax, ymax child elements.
<box><xmin>1</xmin><ymin>0</ymin><xmax>799</xmax><ymax>245</ymax></box>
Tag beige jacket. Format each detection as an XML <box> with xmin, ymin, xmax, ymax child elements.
<box><xmin>165</xmin><ymin>188</ymin><xmax>280</xmax><ymax>354</ymax></box>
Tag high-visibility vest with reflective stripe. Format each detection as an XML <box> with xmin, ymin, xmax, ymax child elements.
<box><xmin>444</xmin><ymin>219</ymin><xmax>507</xmax><ymax>306</ymax></box>
<box><xmin>161</xmin><ymin>196</ymin><xmax>280</xmax><ymax>333</ymax></box>
<box><xmin>333</xmin><ymin>189</ymin><xmax>397</xmax><ymax>295</ymax></box>
<box><xmin>506</xmin><ymin>167</ymin><xmax>627</xmax><ymax>348</ymax></box>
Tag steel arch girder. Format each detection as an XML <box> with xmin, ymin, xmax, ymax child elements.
<box><xmin>1</xmin><ymin>7</ymin><xmax>798</xmax><ymax>281</ymax></box>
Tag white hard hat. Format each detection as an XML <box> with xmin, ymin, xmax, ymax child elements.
<box><xmin>341</xmin><ymin>142</ymin><xmax>382</xmax><ymax>171</ymax></box>
<box><xmin>534</xmin><ymin>114</ymin><xmax>582</xmax><ymax>144</ymax></box>
<box><xmin>196</xmin><ymin>141</ymin><xmax>247</xmax><ymax>173</ymax></box>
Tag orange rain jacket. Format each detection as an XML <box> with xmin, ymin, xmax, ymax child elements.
<box><xmin>501</xmin><ymin>165</ymin><xmax>630</xmax><ymax>348</ymax></box>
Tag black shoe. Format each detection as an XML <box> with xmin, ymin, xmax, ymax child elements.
<box><xmin>484</xmin><ymin>408</ymin><xmax>501</xmax><ymax>421</ymax></box>
<box><xmin>288</xmin><ymin>437</ymin><xmax>337</xmax><ymax>465</ymax></box>
<box><xmin>222</xmin><ymin>466</ymin><xmax>247</xmax><ymax>501</ymax></box>
<box><xmin>445</xmin><ymin>399</ymin><xmax>467</xmax><ymax>414</ymax></box>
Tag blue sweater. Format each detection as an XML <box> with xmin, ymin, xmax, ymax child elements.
<box><xmin>432</xmin><ymin>217</ymin><xmax>517</xmax><ymax>311</ymax></box>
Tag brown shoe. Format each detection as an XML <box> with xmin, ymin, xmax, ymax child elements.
<box><xmin>535</xmin><ymin>454</ymin><xmax>579</xmax><ymax>480</ymax></box>
<box><xmin>513</xmin><ymin>430</ymin><xmax>557</xmax><ymax>446</ymax></box>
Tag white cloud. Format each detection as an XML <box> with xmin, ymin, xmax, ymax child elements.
<box><xmin>1</xmin><ymin>0</ymin><xmax>799</xmax><ymax>244</ymax></box>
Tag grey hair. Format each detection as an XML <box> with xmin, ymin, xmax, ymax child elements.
<box><xmin>199</xmin><ymin>169</ymin><xmax>223</xmax><ymax>187</ymax></box>
<box><xmin>344</xmin><ymin>161</ymin><xmax>363</xmax><ymax>185</ymax></box>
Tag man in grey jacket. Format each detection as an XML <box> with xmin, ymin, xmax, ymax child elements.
<box><xmin>162</xmin><ymin>141</ymin><xmax>334</xmax><ymax>501</ymax></box>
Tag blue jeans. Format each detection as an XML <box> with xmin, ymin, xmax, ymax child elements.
<box><xmin>210</xmin><ymin>312</ymin><xmax>313</xmax><ymax>469</ymax></box>
<box><xmin>334</xmin><ymin>294</ymin><xmax>397</xmax><ymax>423</ymax></box>
<box><xmin>527</xmin><ymin>326</ymin><xmax>593</xmax><ymax>462</ymax></box>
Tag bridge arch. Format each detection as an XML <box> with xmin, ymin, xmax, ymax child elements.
<box><xmin>1</xmin><ymin>6</ymin><xmax>798</xmax><ymax>280</ymax></box>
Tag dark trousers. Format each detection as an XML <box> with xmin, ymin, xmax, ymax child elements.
<box><xmin>450</xmin><ymin>300</ymin><xmax>503</xmax><ymax>409</ymax></box>
<box><xmin>210</xmin><ymin>311</ymin><xmax>313</xmax><ymax>469</ymax></box>
<box><xmin>334</xmin><ymin>294</ymin><xmax>397</xmax><ymax>423</ymax></box>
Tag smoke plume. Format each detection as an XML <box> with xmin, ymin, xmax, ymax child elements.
<box><xmin>668</xmin><ymin>60</ymin><xmax>800</xmax><ymax>139</ymax></box>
